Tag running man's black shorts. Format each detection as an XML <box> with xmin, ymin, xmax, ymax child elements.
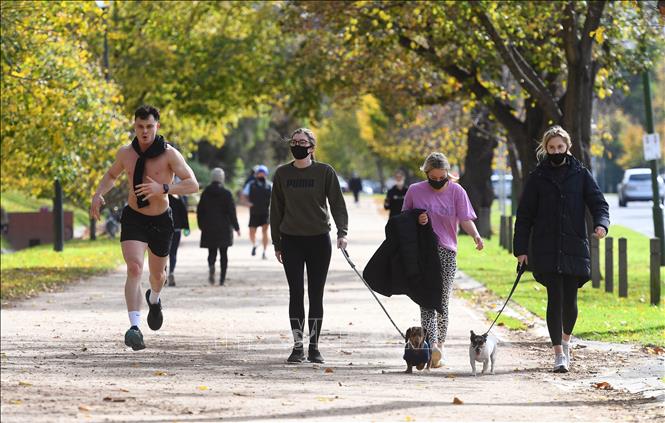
<box><xmin>120</xmin><ymin>206</ymin><xmax>174</xmax><ymax>257</ymax></box>
<box><xmin>248</xmin><ymin>213</ymin><xmax>269</xmax><ymax>228</ymax></box>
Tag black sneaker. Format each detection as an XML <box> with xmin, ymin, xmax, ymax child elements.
<box><xmin>145</xmin><ymin>289</ymin><xmax>163</xmax><ymax>331</ymax></box>
<box><xmin>286</xmin><ymin>347</ymin><xmax>305</xmax><ymax>364</ymax></box>
<box><xmin>124</xmin><ymin>327</ymin><xmax>145</xmax><ymax>351</ymax></box>
<box><xmin>251</xmin><ymin>246</ymin><xmax>257</xmax><ymax>256</ymax></box>
<box><xmin>307</xmin><ymin>346</ymin><xmax>325</xmax><ymax>364</ymax></box>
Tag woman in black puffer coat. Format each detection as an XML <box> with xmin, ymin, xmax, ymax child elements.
<box><xmin>513</xmin><ymin>126</ymin><xmax>609</xmax><ymax>374</ymax></box>
<box><xmin>197</xmin><ymin>168</ymin><xmax>240</xmax><ymax>285</ymax></box>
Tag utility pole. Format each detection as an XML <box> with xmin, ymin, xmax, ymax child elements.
<box><xmin>643</xmin><ymin>70</ymin><xmax>665</xmax><ymax>265</ymax></box>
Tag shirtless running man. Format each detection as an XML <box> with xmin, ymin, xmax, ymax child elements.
<box><xmin>90</xmin><ymin>105</ymin><xmax>198</xmax><ymax>350</ymax></box>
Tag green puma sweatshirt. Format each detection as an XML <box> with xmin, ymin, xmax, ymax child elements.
<box><xmin>270</xmin><ymin>161</ymin><xmax>348</xmax><ymax>250</ymax></box>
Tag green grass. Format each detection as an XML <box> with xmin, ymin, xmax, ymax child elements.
<box><xmin>456</xmin><ymin>208</ymin><xmax>665</xmax><ymax>347</ymax></box>
<box><xmin>0</xmin><ymin>238</ymin><xmax>123</xmax><ymax>301</ymax></box>
<box><xmin>1</xmin><ymin>191</ymin><xmax>89</xmax><ymax>227</ymax></box>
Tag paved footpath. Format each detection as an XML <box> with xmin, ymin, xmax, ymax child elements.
<box><xmin>1</xmin><ymin>195</ymin><xmax>664</xmax><ymax>422</ymax></box>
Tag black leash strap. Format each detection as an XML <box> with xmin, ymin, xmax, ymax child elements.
<box><xmin>341</xmin><ymin>249</ymin><xmax>406</xmax><ymax>340</ymax></box>
<box><xmin>484</xmin><ymin>262</ymin><xmax>527</xmax><ymax>336</ymax></box>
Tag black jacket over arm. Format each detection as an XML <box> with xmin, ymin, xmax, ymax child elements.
<box><xmin>362</xmin><ymin>209</ymin><xmax>444</xmax><ymax>312</ymax></box>
<box><xmin>513</xmin><ymin>156</ymin><xmax>610</xmax><ymax>287</ymax></box>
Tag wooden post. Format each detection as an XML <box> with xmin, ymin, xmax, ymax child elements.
<box><xmin>477</xmin><ymin>207</ymin><xmax>491</xmax><ymax>239</ymax></box>
<box><xmin>53</xmin><ymin>179</ymin><xmax>64</xmax><ymax>252</ymax></box>
<box><xmin>605</xmin><ymin>237</ymin><xmax>614</xmax><ymax>293</ymax></box>
<box><xmin>591</xmin><ymin>237</ymin><xmax>600</xmax><ymax>288</ymax></box>
<box><xmin>650</xmin><ymin>238</ymin><xmax>661</xmax><ymax>306</ymax></box>
<box><xmin>499</xmin><ymin>215</ymin><xmax>507</xmax><ymax>249</ymax></box>
<box><xmin>618</xmin><ymin>238</ymin><xmax>627</xmax><ymax>298</ymax></box>
<box><xmin>507</xmin><ymin>216</ymin><xmax>514</xmax><ymax>254</ymax></box>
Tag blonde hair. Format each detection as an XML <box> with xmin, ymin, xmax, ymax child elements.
<box><xmin>536</xmin><ymin>126</ymin><xmax>572</xmax><ymax>160</ymax></box>
<box><xmin>420</xmin><ymin>152</ymin><xmax>458</xmax><ymax>181</ymax></box>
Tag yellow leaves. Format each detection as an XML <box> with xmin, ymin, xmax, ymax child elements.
<box><xmin>153</xmin><ymin>370</ymin><xmax>167</xmax><ymax>376</ymax></box>
<box><xmin>197</xmin><ymin>385</ymin><xmax>209</xmax><ymax>391</ymax></box>
<box><xmin>589</xmin><ymin>26</ymin><xmax>605</xmax><ymax>44</ymax></box>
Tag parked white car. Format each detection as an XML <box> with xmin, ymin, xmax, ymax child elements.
<box><xmin>617</xmin><ymin>168</ymin><xmax>665</xmax><ymax>207</ymax></box>
<box><xmin>491</xmin><ymin>174</ymin><xmax>513</xmax><ymax>199</ymax></box>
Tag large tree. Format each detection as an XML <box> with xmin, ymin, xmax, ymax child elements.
<box><xmin>285</xmin><ymin>1</ymin><xmax>663</xmax><ymax>193</ymax></box>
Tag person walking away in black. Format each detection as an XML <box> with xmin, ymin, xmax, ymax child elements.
<box><xmin>513</xmin><ymin>126</ymin><xmax>609</xmax><ymax>373</ymax></box>
<box><xmin>167</xmin><ymin>193</ymin><xmax>190</xmax><ymax>287</ymax></box>
<box><xmin>197</xmin><ymin>168</ymin><xmax>240</xmax><ymax>286</ymax></box>
<box><xmin>270</xmin><ymin>128</ymin><xmax>348</xmax><ymax>364</ymax></box>
<box><xmin>241</xmin><ymin>164</ymin><xmax>272</xmax><ymax>259</ymax></box>
<box><xmin>384</xmin><ymin>170</ymin><xmax>408</xmax><ymax>218</ymax></box>
<box><xmin>349</xmin><ymin>172</ymin><xmax>362</xmax><ymax>206</ymax></box>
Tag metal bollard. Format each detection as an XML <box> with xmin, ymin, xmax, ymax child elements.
<box><xmin>499</xmin><ymin>216</ymin><xmax>507</xmax><ymax>249</ymax></box>
<box><xmin>605</xmin><ymin>237</ymin><xmax>614</xmax><ymax>293</ymax></box>
<box><xmin>54</xmin><ymin>179</ymin><xmax>64</xmax><ymax>252</ymax></box>
<box><xmin>650</xmin><ymin>238</ymin><xmax>661</xmax><ymax>306</ymax></box>
<box><xmin>618</xmin><ymin>238</ymin><xmax>627</xmax><ymax>298</ymax></box>
<box><xmin>591</xmin><ymin>237</ymin><xmax>600</xmax><ymax>288</ymax></box>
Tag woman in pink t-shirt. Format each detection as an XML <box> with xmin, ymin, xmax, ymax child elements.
<box><xmin>402</xmin><ymin>152</ymin><xmax>484</xmax><ymax>367</ymax></box>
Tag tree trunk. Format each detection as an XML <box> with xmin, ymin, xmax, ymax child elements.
<box><xmin>459</xmin><ymin>115</ymin><xmax>497</xmax><ymax>238</ymax></box>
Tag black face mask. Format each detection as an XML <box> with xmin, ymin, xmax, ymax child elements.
<box><xmin>291</xmin><ymin>145</ymin><xmax>310</xmax><ymax>160</ymax></box>
<box><xmin>428</xmin><ymin>178</ymin><xmax>447</xmax><ymax>190</ymax></box>
<box><xmin>256</xmin><ymin>177</ymin><xmax>265</xmax><ymax>183</ymax></box>
<box><xmin>548</xmin><ymin>153</ymin><xmax>567</xmax><ymax>165</ymax></box>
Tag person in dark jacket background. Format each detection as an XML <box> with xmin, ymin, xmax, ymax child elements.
<box><xmin>166</xmin><ymin>192</ymin><xmax>190</xmax><ymax>287</ymax></box>
<box><xmin>513</xmin><ymin>125</ymin><xmax>609</xmax><ymax>374</ymax></box>
<box><xmin>384</xmin><ymin>170</ymin><xmax>408</xmax><ymax>218</ymax></box>
<box><xmin>197</xmin><ymin>168</ymin><xmax>240</xmax><ymax>286</ymax></box>
<box><xmin>348</xmin><ymin>172</ymin><xmax>362</xmax><ymax>206</ymax></box>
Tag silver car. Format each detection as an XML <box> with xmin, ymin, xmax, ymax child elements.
<box><xmin>617</xmin><ymin>168</ymin><xmax>665</xmax><ymax>207</ymax></box>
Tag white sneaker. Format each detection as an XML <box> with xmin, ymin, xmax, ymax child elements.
<box><xmin>553</xmin><ymin>354</ymin><xmax>568</xmax><ymax>373</ymax></box>
<box><xmin>562</xmin><ymin>342</ymin><xmax>572</xmax><ymax>368</ymax></box>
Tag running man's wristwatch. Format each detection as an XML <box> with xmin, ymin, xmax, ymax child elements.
<box><xmin>163</xmin><ymin>183</ymin><xmax>170</xmax><ymax>194</ymax></box>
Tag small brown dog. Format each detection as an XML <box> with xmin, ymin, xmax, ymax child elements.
<box><xmin>403</xmin><ymin>326</ymin><xmax>432</xmax><ymax>373</ymax></box>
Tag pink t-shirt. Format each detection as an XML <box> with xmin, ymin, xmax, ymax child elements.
<box><xmin>402</xmin><ymin>181</ymin><xmax>477</xmax><ymax>252</ymax></box>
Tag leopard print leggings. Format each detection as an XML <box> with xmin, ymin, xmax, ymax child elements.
<box><xmin>420</xmin><ymin>245</ymin><xmax>457</xmax><ymax>346</ymax></box>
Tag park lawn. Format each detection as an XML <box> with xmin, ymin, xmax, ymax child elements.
<box><xmin>0</xmin><ymin>239</ymin><xmax>123</xmax><ymax>301</ymax></box>
<box><xmin>456</xmin><ymin>210</ymin><xmax>665</xmax><ymax>347</ymax></box>
<box><xmin>1</xmin><ymin>190</ymin><xmax>90</xmax><ymax>228</ymax></box>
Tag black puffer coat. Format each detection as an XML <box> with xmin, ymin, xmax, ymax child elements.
<box><xmin>513</xmin><ymin>156</ymin><xmax>610</xmax><ymax>287</ymax></box>
<box><xmin>363</xmin><ymin>209</ymin><xmax>444</xmax><ymax>312</ymax></box>
<box><xmin>197</xmin><ymin>182</ymin><xmax>239</xmax><ymax>248</ymax></box>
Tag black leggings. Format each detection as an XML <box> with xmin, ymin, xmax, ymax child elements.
<box><xmin>208</xmin><ymin>246</ymin><xmax>229</xmax><ymax>281</ymax></box>
<box><xmin>168</xmin><ymin>231</ymin><xmax>182</xmax><ymax>274</ymax></box>
<box><xmin>545</xmin><ymin>275</ymin><xmax>579</xmax><ymax>346</ymax></box>
<box><xmin>281</xmin><ymin>233</ymin><xmax>332</xmax><ymax>347</ymax></box>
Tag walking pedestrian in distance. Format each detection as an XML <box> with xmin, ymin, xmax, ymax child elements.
<box><xmin>242</xmin><ymin>164</ymin><xmax>272</xmax><ymax>259</ymax></box>
<box><xmin>270</xmin><ymin>128</ymin><xmax>348</xmax><ymax>364</ymax></box>
<box><xmin>197</xmin><ymin>168</ymin><xmax>240</xmax><ymax>286</ymax></box>
<box><xmin>166</xmin><ymin>193</ymin><xmax>190</xmax><ymax>287</ymax></box>
<box><xmin>513</xmin><ymin>125</ymin><xmax>609</xmax><ymax>373</ymax></box>
<box><xmin>349</xmin><ymin>172</ymin><xmax>362</xmax><ymax>206</ymax></box>
<box><xmin>89</xmin><ymin>104</ymin><xmax>199</xmax><ymax>351</ymax></box>
<box><xmin>384</xmin><ymin>170</ymin><xmax>408</xmax><ymax>218</ymax></box>
<box><xmin>402</xmin><ymin>152</ymin><xmax>484</xmax><ymax>368</ymax></box>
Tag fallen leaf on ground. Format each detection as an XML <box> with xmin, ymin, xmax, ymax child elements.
<box><xmin>445</xmin><ymin>374</ymin><xmax>455</xmax><ymax>378</ymax></box>
<box><xmin>118</xmin><ymin>388</ymin><xmax>130</xmax><ymax>392</ymax></box>
<box><xmin>197</xmin><ymin>385</ymin><xmax>209</xmax><ymax>391</ymax></box>
<box><xmin>453</xmin><ymin>397</ymin><xmax>464</xmax><ymax>405</ymax></box>
<box><xmin>593</xmin><ymin>382</ymin><xmax>613</xmax><ymax>390</ymax></box>
<box><xmin>232</xmin><ymin>392</ymin><xmax>249</xmax><ymax>396</ymax></box>
<box><xmin>18</xmin><ymin>381</ymin><xmax>32</xmax><ymax>387</ymax></box>
<box><xmin>103</xmin><ymin>396</ymin><xmax>126</xmax><ymax>402</ymax></box>
<box><xmin>78</xmin><ymin>405</ymin><xmax>91</xmax><ymax>412</ymax></box>
<box><xmin>153</xmin><ymin>371</ymin><xmax>167</xmax><ymax>376</ymax></box>
<box><xmin>10</xmin><ymin>399</ymin><xmax>22</xmax><ymax>405</ymax></box>
<box><xmin>338</xmin><ymin>382</ymin><xmax>343</xmax><ymax>386</ymax></box>
<box><xmin>645</xmin><ymin>346</ymin><xmax>665</xmax><ymax>355</ymax></box>
<box><xmin>316</xmin><ymin>396</ymin><xmax>334</xmax><ymax>402</ymax></box>
<box><xmin>324</xmin><ymin>368</ymin><xmax>334</xmax><ymax>374</ymax></box>
<box><xmin>341</xmin><ymin>350</ymin><xmax>352</xmax><ymax>355</ymax></box>
<box><xmin>81</xmin><ymin>347</ymin><xmax>87</xmax><ymax>352</ymax></box>
<box><xmin>405</xmin><ymin>416</ymin><xmax>414</xmax><ymax>421</ymax></box>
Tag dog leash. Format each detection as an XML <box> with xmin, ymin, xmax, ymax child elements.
<box><xmin>484</xmin><ymin>262</ymin><xmax>527</xmax><ymax>336</ymax></box>
<box><xmin>341</xmin><ymin>249</ymin><xmax>406</xmax><ymax>340</ymax></box>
